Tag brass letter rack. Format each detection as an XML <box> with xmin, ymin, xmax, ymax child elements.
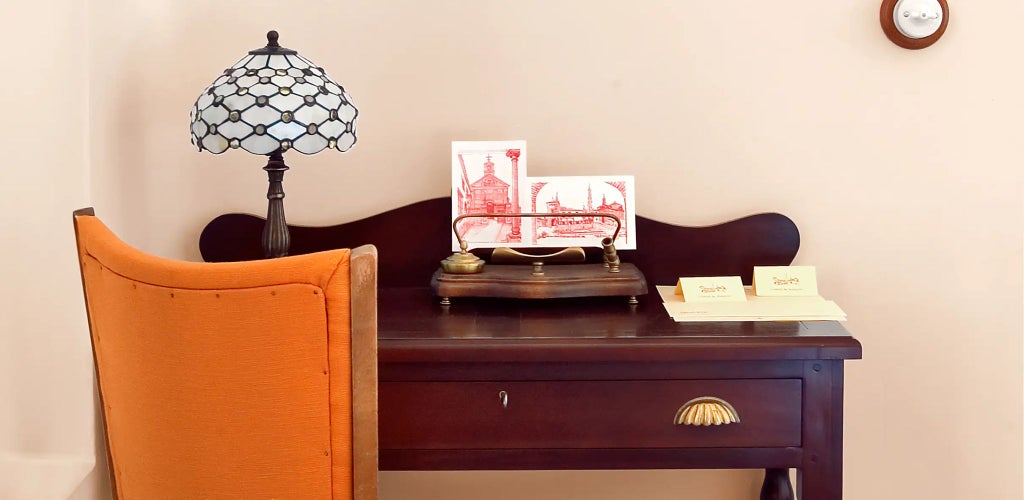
<box><xmin>431</xmin><ymin>212</ymin><xmax>648</xmax><ymax>305</ymax></box>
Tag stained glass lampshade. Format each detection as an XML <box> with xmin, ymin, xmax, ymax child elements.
<box><xmin>190</xmin><ymin>30</ymin><xmax>358</xmax><ymax>258</ymax></box>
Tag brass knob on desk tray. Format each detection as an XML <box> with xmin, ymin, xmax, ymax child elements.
<box><xmin>441</xmin><ymin>240</ymin><xmax>485</xmax><ymax>274</ymax></box>
<box><xmin>602</xmin><ymin>237</ymin><xmax>621</xmax><ymax>273</ymax></box>
<box><xmin>673</xmin><ymin>397</ymin><xmax>740</xmax><ymax>426</ymax></box>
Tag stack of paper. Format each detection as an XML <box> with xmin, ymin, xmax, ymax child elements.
<box><xmin>657</xmin><ymin>286</ymin><xmax>846</xmax><ymax>322</ymax></box>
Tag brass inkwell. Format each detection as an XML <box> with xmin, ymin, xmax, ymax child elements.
<box><xmin>432</xmin><ymin>212</ymin><xmax>648</xmax><ymax>305</ymax></box>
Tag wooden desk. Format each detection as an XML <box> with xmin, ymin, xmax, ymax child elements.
<box><xmin>200</xmin><ymin>197</ymin><xmax>863</xmax><ymax>499</ymax></box>
<box><xmin>376</xmin><ymin>288</ymin><xmax>860</xmax><ymax>499</ymax></box>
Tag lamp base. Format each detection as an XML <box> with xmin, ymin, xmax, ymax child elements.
<box><xmin>262</xmin><ymin>150</ymin><xmax>290</xmax><ymax>258</ymax></box>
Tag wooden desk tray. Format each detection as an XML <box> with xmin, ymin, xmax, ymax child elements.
<box><xmin>430</xmin><ymin>263</ymin><xmax>647</xmax><ymax>303</ymax></box>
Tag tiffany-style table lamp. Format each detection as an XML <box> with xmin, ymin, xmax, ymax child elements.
<box><xmin>189</xmin><ymin>30</ymin><xmax>358</xmax><ymax>258</ymax></box>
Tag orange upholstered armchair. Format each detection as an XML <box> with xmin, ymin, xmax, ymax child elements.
<box><xmin>73</xmin><ymin>208</ymin><xmax>378</xmax><ymax>500</ymax></box>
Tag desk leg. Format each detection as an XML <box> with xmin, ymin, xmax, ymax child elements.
<box><xmin>760</xmin><ymin>468</ymin><xmax>794</xmax><ymax>500</ymax></box>
<box><xmin>797</xmin><ymin>360</ymin><xmax>844</xmax><ymax>499</ymax></box>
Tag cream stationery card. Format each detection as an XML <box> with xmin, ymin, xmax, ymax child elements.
<box><xmin>674</xmin><ymin>276</ymin><xmax>747</xmax><ymax>302</ymax></box>
<box><xmin>657</xmin><ymin>286</ymin><xmax>847</xmax><ymax>322</ymax></box>
<box><xmin>753</xmin><ymin>266</ymin><xmax>819</xmax><ymax>297</ymax></box>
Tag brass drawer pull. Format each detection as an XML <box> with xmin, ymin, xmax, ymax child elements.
<box><xmin>674</xmin><ymin>397</ymin><xmax>740</xmax><ymax>426</ymax></box>
<box><xmin>498</xmin><ymin>390</ymin><xmax>508</xmax><ymax>408</ymax></box>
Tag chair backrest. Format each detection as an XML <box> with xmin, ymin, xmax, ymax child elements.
<box><xmin>73</xmin><ymin>208</ymin><xmax>378</xmax><ymax>500</ymax></box>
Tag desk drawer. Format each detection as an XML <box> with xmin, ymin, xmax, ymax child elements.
<box><xmin>380</xmin><ymin>379</ymin><xmax>801</xmax><ymax>449</ymax></box>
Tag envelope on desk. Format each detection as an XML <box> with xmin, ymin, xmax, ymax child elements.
<box><xmin>656</xmin><ymin>286</ymin><xmax>846</xmax><ymax>322</ymax></box>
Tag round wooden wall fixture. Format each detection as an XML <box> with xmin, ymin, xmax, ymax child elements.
<box><xmin>881</xmin><ymin>0</ymin><xmax>949</xmax><ymax>49</ymax></box>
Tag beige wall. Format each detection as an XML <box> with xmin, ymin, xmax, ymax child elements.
<box><xmin>0</xmin><ymin>0</ymin><xmax>97</xmax><ymax>497</ymax></box>
<box><xmin>4</xmin><ymin>0</ymin><xmax>1020</xmax><ymax>498</ymax></box>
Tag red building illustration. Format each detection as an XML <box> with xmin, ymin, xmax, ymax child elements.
<box><xmin>455</xmin><ymin>150</ymin><xmax>522</xmax><ymax>244</ymax></box>
<box><xmin>536</xmin><ymin>184</ymin><xmax>627</xmax><ymax>239</ymax></box>
<box><xmin>460</xmin><ymin>154</ymin><xmax>511</xmax><ymax>220</ymax></box>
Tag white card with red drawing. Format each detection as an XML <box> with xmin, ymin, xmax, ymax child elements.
<box><xmin>528</xmin><ymin>176</ymin><xmax>637</xmax><ymax>250</ymax></box>
<box><xmin>451</xmin><ymin>140</ymin><xmax>529</xmax><ymax>250</ymax></box>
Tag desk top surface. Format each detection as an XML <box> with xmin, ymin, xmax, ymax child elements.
<box><xmin>377</xmin><ymin>287</ymin><xmax>862</xmax><ymax>363</ymax></box>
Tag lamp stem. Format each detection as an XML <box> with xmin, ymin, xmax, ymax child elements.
<box><xmin>262</xmin><ymin>149</ymin><xmax>290</xmax><ymax>258</ymax></box>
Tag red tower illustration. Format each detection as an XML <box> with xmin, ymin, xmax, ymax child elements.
<box><xmin>506</xmin><ymin>149</ymin><xmax>521</xmax><ymax>238</ymax></box>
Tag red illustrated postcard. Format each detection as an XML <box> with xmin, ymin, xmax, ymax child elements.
<box><xmin>528</xmin><ymin>176</ymin><xmax>637</xmax><ymax>250</ymax></box>
<box><xmin>451</xmin><ymin>140</ymin><xmax>529</xmax><ymax>250</ymax></box>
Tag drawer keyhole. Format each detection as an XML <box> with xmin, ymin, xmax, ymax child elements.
<box><xmin>498</xmin><ymin>390</ymin><xmax>508</xmax><ymax>408</ymax></box>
